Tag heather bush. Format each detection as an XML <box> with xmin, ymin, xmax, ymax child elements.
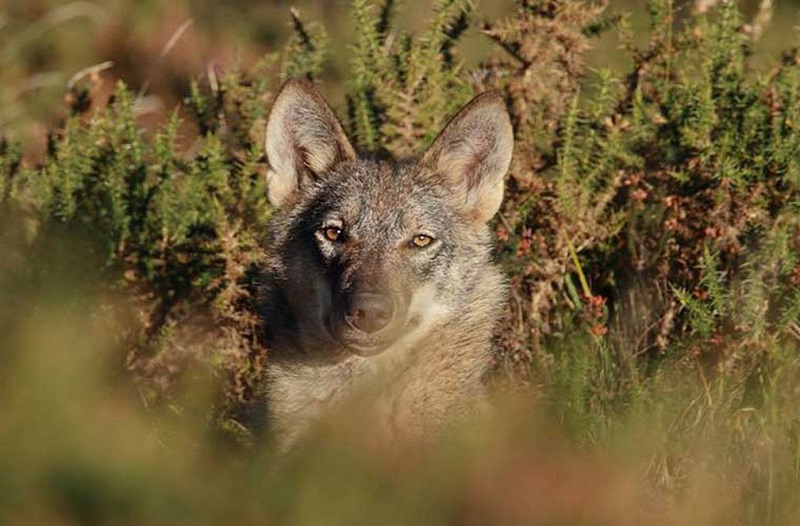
<box><xmin>2</xmin><ymin>0</ymin><xmax>800</xmax><ymax>523</ymax></box>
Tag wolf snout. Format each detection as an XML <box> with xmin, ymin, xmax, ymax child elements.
<box><xmin>344</xmin><ymin>292</ymin><xmax>396</xmax><ymax>334</ymax></box>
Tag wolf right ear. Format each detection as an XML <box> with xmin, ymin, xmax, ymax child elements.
<box><xmin>265</xmin><ymin>78</ymin><xmax>356</xmax><ymax>207</ymax></box>
<box><xmin>420</xmin><ymin>92</ymin><xmax>513</xmax><ymax>223</ymax></box>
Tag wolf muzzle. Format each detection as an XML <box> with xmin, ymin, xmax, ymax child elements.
<box><xmin>344</xmin><ymin>291</ymin><xmax>396</xmax><ymax>334</ymax></box>
<box><xmin>332</xmin><ymin>289</ymin><xmax>407</xmax><ymax>357</ymax></box>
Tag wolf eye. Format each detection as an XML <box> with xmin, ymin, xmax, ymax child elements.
<box><xmin>323</xmin><ymin>226</ymin><xmax>343</xmax><ymax>242</ymax></box>
<box><xmin>411</xmin><ymin>234</ymin><xmax>434</xmax><ymax>248</ymax></box>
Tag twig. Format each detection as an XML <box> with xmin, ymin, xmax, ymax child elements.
<box><xmin>67</xmin><ymin>61</ymin><xmax>114</xmax><ymax>89</ymax></box>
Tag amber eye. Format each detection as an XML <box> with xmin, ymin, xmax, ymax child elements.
<box><xmin>411</xmin><ymin>234</ymin><xmax>434</xmax><ymax>248</ymax></box>
<box><xmin>323</xmin><ymin>226</ymin><xmax>343</xmax><ymax>242</ymax></box>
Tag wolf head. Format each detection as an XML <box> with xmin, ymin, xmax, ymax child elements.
<box><xmin>261</xmin><ymin>79</ymin><xmax>513</xmax><ymax>360</ymax></box>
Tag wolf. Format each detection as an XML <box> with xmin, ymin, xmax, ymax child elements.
<box><xmin>259</xmin><ymin>78</ymin><xmax>513</xmax><ymax>450</ymax></box>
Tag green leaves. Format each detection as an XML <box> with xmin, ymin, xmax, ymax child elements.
<box><xmin>282</xmin><ymin>7</ymin><xmax>330</xmax><ymax>81</ymax></box>
<box><xmin>347</xmin><ymin>0</ymin><xmax>474</xmax><ymax>155</ymax></box>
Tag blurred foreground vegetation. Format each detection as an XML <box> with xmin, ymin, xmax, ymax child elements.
<box><xmin>3</xmin><ymin>0</ymin><xmax>800</xmax><ymax>524</ymax></box>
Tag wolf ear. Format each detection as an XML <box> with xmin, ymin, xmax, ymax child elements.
<box><xmin>420</xmin><ymin>92</ymin><xmax>513</xmax><ymax>223</ymax></box>
<box><xmin>265</xmin><ymin>78</ymin><xmax>356</xmax><ymax>207</ymax></box>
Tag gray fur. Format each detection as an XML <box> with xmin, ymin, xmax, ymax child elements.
<box><xmin>260</xmin><ymin>78</ymin><xmax>513</xmax><ymax>449</ymax></box>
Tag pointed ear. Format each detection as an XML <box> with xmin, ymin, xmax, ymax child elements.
<box><xmin>420</xmin><ymin>92</ymin><xmax>513</xmax><ymax>223</ymax></box>
<box><xmin>265</xmin><ymin>78</ymin><xmax>356</xmax><ymax>207</ymax></box>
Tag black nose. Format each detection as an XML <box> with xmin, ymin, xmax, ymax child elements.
<box><xmin>345</xmin><ymin>292</ymin><xmax>395</xmax><ymax>333</ymax></box>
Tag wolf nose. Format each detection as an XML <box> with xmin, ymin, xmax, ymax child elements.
<box><xmin>345</xmin><ymin>292</ymin><xmax>395</xmax><ymax>333</ymax></box>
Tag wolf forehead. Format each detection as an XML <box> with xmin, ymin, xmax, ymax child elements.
<box><xmin>292</xmin><ymin>158</ymin><xmax>460</xmax><ymax>226</ymax></box>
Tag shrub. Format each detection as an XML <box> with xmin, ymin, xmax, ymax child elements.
<box><xmin>2</xmin><ymin>0</ymin><xmax>800</xmax><ymax>522</ymax></box>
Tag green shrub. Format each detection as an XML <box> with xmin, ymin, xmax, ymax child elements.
<box><xmin>2</xmin><ymin>0</ymin><xmax>800</xmax><ymax>523</ymax></box>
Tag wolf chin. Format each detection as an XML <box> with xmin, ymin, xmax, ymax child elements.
<box><xmin>259</xmin><ymin>78</ymin><xmax>514</xmax><ymax>449</ymax></box>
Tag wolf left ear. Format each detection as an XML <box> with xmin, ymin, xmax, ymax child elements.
<box><xmin>420</xmin><ymin>92</ymin><xmax>514</xmax><ymax>223</ymax></box>
<box><xmin>265</xmin><ymin>78</ymin><xmax>356</xmax><ymax>207</ymax></box>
